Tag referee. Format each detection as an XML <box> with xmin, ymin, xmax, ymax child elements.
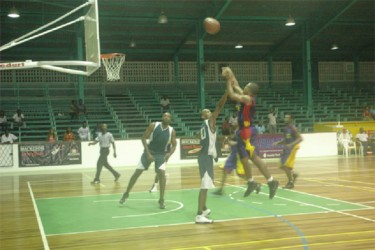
<box><xmin>89</xmin><ymin>123</ymin><xmax>120</xmax><ymax>184</ymax></box>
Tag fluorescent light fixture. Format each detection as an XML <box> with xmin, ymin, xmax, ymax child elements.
<box><xmin>285</xmin><ymin>15</ymin><xmax>295</xmax><ymax>26</ymax></box>
<box><xmin>235</xmin><ymin>44</ymin><xmax>243</xmax><ymax>49</ymax></box>
<box><xmin>331</xmin><ymin>44</ymin><xmax>339</xmax><ymax>50</ymax></box>
<box><xmin>8</xmin><ymin>6</ymin><xmax>20</xmax><ymax>18</ymax></box>
<box><xmin>158</xmin><ymin>11</ymin><xmax>168</xmax><ymax>24</ymax></box>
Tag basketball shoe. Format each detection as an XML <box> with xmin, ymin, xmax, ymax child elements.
<box><xmin>119</xmin><ymin>192</ymin><xmax>129</xmax><ymax>205</ymax></box>
<box><xmin>202</xmin><ymin>208</ymin><xmax>211</xmax><ymax>217</ymax></box>
<box><xmin>195</xmin><ymin>215</ymin><xmax>213</xmax><ymax>224</ymax></box>
<box><xmin>268</xmin><ymin>179</ymin><xmax>279</xmax><ymax>199</ymax></box>
<box><xmin>244</xmin><ymin>181</ymin><xmax>260</xmax><ymax>197</ymax></box>
<box><xmin>158</xmin><ymin>199</ymin><xmax>165</xmax><ymax>209</ymax></box>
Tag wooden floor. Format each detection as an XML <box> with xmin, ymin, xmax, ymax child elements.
<box><xmin>1</xmin><ymin>156</ymin><xmax>374</xmax><ymax>250</ymax></box>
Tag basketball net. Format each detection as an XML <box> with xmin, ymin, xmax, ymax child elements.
<box><xmin>101</xmin><ymin>53</ymin><xmax>126</xmax><ymax>81</ymax></box>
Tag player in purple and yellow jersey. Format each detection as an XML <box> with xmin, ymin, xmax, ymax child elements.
<box><xmin>273</xmin><ymin>114</ymin><xmax>303</xmax><ymax>189</ymax></box>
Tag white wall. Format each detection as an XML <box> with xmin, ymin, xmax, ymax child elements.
<box><xmin>0</xmin><ymin>132</ymin><xmax>337</xmax><ymax>173</ymax></box>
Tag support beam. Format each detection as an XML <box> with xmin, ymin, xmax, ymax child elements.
<box><xmin>302</xmin><ymin>23</ymin><xmax>313</xmax><ymax>115</ymax></box>
<box><xmin>174</xmin><ymin>55</ymin><xmax>180</xmax><ymax>86</ymax></box>
<box><xmin>76</xmin><ymin>26</ymin><xmax>84</xmax><ymax>102</ymax></box>
<box><xmin>196</xmin><ymin>25</ymin><xmax>205</xmax><ymax>111</ymax></box>
<box><xmin>309</xmin><ymin>0</ymin><xmax>357</xmax><ymax>40</ymax></box>
<box><xmin>268</xmin><ymin>56</ymin><xmax>273</xmax><ymax>89</ymax></box>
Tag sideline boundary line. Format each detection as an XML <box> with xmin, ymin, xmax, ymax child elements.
<box><xmin>28</xmin><ymin>181</ymin><xmax>50</xmax><ymax>250</ymax></box>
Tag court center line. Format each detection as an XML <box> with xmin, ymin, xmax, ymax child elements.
<box><xmin>304</xmin><ymin>178</ymin><xmax>375</xmax><ymax>192</ymax></box>
<box><xmin>27</xmin><ymin>181</ymin><xmax>50</xmax><ymax>250</ymax></box>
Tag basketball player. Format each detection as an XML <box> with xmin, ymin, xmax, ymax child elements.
<box><xmin>119</xmin><ymin>112</ymin><xmax>177</xmax><ymax>209</ymax></box>
<box><xmin>213</xmin><ymin>119</ymin><xmax>260</xmax><ymax>196</ymax></box>
<box><xmin>222</xmin><ymin>67</ymin><xmax>279</xmax><ymax>199</ymax></box>
<box><xmin>88</xmin><ymin>124</ymin><xmax>120</xmax><ymax>184</ymax></box>
<box><xmin>195</xmin><ymin>92</ymin><xmax>228</xmax><ymax>224</ymax></box>
<box><xmin>273</xmin><ymin>114</ymin><xmax>302</xmax><ymax>189</ymax></box>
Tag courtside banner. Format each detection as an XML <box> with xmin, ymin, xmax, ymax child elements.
<box><xmin>19</xmin><ymin>142</ymin><xmax>81</xmax><ymax>167</ymax></box>
<box><xmin>255</xmin><ymin>134</ymin><xmax>284</xmax><ymax>159</ymax></box>
<box><xmin>180</xmin><ymin>138</ymin><xmax>201</xmax><ymax>159</ymax></box>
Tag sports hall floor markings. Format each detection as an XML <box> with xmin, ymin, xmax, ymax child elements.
<box><xmin>32</xmin><ymin>184</ymin><xmax>372</xmax><ymax>236</ymax></box>
<box><xmin>172</xmin><ymin>230</ymin><xmax>375</xmax><ymax>250</ymax></box>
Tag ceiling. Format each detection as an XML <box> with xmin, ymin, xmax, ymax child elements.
<box><xmin>0</xmin><ymin>0</ymin><xmax>374</xmax><ymax>63</ymax></box>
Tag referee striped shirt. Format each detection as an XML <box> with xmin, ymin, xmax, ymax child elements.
<box><xmin>95</xmin><ymin>132</ymin><xmax>114</xmax><ymax>148</ymax></box>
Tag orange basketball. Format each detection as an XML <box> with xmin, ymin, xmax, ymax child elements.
<box><xmin>203</xmin><ymin>17</ymin><xmax>220</xmax><ymax>35</ymax></box>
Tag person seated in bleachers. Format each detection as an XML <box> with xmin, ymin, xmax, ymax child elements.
<box><xmin>255</xmin><ymin>120</ymin><xmax>266</xmax><ymax>134</ymax></box>
<box><xmin>77</xmin><ymin>99</ymin><xmax>87</xmax><ymax>118</ymax></box>
<box><xmin>11</xmin><ymin>109</ymin><xmax>25</xmax><ymax>129</ymax></box>
<box><xmin>229</xmin><ymin>112</ymin><xmax>237</xmax><ymax>133</ymax></box>
<box><xmin>362</xmin><ymin>106</ymin><xmax>372</xmax><ymax>121</ymax></box>
<box><xmin>160</xmin><ymin>95</ymin><xmax>170</xmax><ymax>113</ymax></box>
<box><xmin>221</xmin><ymin>116</ymin><xmax>231</xmax><ymax>136</ymax></box>
<box><xmin>63</xmin><ymin>127</ymin><xmax>75</xmax><ymax>141</ymax></box>
<box><xmin>1</xmin><ymin>129</ymin><xmax>18</xmax><ymax>144</ymax></box>
<box><xmin>77</xmin><ymin>121</ymin><xmax>91</xmax><ymax>141</ymax></box>
<box><xmin>69</xmin><ymin>100</ymin><xmax>79</xmax><ymax>120</ymax></box>
<box><xmin>356</xmin><ymin>127</ymin><xmax>375</xmax><ymax>155</ymax></box>
<box><xmin>93</xmin><ymin>123</ymin><xmax>101</xmax><ymax>138</ymax></box>
<box><xmin>0</xmin><ymin>110</ymin><xmax>8</xmax><ymax>132</ymax></box>
<box><xmin>46</xmin><ymin>128</ymin><xmax>57</xmax><ymax>143</ymax></box>
<box><xmin>370</xmin><ymin>105</ymin><xmax>375</xmax><ymax>120</ymax></box>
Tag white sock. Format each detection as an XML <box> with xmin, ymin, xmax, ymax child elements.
<box><xmin>267</xmin><ymin>177</ymin><xmax>274</xmax><ymax>182</ymax></box>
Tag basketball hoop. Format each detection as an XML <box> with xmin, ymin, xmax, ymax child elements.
<box><xmin>101</xmin><ymin>53</ymin><xmax>125</xmax><ymax>81</ymax></box>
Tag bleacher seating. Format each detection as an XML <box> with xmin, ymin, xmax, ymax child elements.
<box><xmin>1</xmin><ymin>82</ymin><xmax>373</xmax><ymax>140</ymax></box>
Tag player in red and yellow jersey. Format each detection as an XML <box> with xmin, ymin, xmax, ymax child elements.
<box><xmin>222</xmin><ymin>67</ymin><xmax>279</xmax><ymax>199</ymax></box>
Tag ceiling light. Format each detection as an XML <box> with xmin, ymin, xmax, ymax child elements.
<box><xmin>235</xmin><ymin>44</ymin><xmax>243</xmax><ymax>49</ymax></box>
<box><xmin>130</xmin><ymin>39</ymin><xmax>136</xmax><ymax>48</ymax></box>
<box><xmin>158</xmin><ymin>11</ymin><xmax>168</xmax><ymax>24</ymax></box>
<box><xmin>8</xmin><ymin>6</ymin><xmax>20</xmax><ymax>18</ymax></box>
<box><xmin>285</xmin><ymin>15</ymin><xmax>295</xmax><ymax>26</ymax></box>
<box><xmin>331</xmin><ymin>44</ymin><xmax>339</xmax><ymax>50</ymax></box>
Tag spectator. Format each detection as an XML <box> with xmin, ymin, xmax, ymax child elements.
<box><xmin>77</xmin><ymin>122</ymin><xmax>91</xmax><ymax>141</ymax></box>
<box><xmin>93</xmin><ymin>123</ymin><xmax>101</xmax><ymax>138</ymax></box>
<box><xmin>356</xmin><ymin>128</ymin><xmax>375</xmax><ymax>155</ymax></box>
<box><xmin>221</xmin><ymin>116</ymin><xmax>231</xmax><ymax>136</ymax></box>
<box><xmin>370</xmin><ymin>105</ymin><xmax>375</xmax><ymax>120</ymax></box>
<box><xmin>69</xmin><ymin>100</ymin><xmax>79</xmax><ymax>120</ymax></box>
<box><xmin>228</xmin><ymin>112</ymin><xmax>237</xmax><ymax>133</ymax></box>
<box><xmin>255</xmin><ymin>120</ymin><xmax>266</xmax><ymax>134</ymax></box>
<box><xmin>0</xmin><ymin>110</ymin><xmax>8</xmax><ymax>132</ymax></box>
<box><xmin>160</xmin><ymin>95</ymin><xmax>170</xmax><ymax>113</ymax></box>
<box><xmin>47</xmin><ymin>128</ymin><xmax>57</xmax><ymax>142</ymax></box>
<box><xmin>77</xmin><ymin>99</ymin><xmax>87</xmax><ymax>118</ymax></box>
<box><xmin>11</xmin><ymin>109</ymin><xmax>25</xmax><ymax>129</ymax></box>
<box><xmin>338</xmin><ymin>128</ymin><xmax>355</xmax><ymax>155</ymax></box>
<box><xmin>363</xmin><ymin>106</ymin><xmax>372</xmax><ymax>121</ymax></box>
<box><xmin>267</xmin><ymin>107</ymin><xmax>278</xmax><ymax>134</ymax></box>
<box><xmin>1</xmin><ymin>129</ymin><xmax>18</xmax><ymax>144</ymax></box>
<box><xmin>63</xmin><ymin>127</ymin><xmax>75</xmax><ymax>141</ymax></box>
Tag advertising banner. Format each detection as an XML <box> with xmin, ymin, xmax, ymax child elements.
<box><xmin>180</xmin><ymin>138</ymin><xmax>201</xmax><ymax>159</ymax></box>
<box><xmin>255</xmin><ymin>134</ymin><xmax>284</xmax><ymax>159</ymax></box>
<box><xmin>19</xmin><ymin>142</ymin><xmax>81</xmax><ymax>167</ymax></box>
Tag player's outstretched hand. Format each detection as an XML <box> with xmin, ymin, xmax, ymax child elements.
<box><xmin>221</xmin><ymin>67</ymin><xmax>233</xmax><ymax>79</ymax></box>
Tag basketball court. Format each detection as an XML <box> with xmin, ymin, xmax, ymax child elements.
<box><xmin>0</xmin><ymin>157</ymin><xmax>371</xmax><ymax>249</ymax></box>
<box><xmin>34</xmin><ymin>185</ymin><xmax>370</xmax><ymax>236</ymax></box>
